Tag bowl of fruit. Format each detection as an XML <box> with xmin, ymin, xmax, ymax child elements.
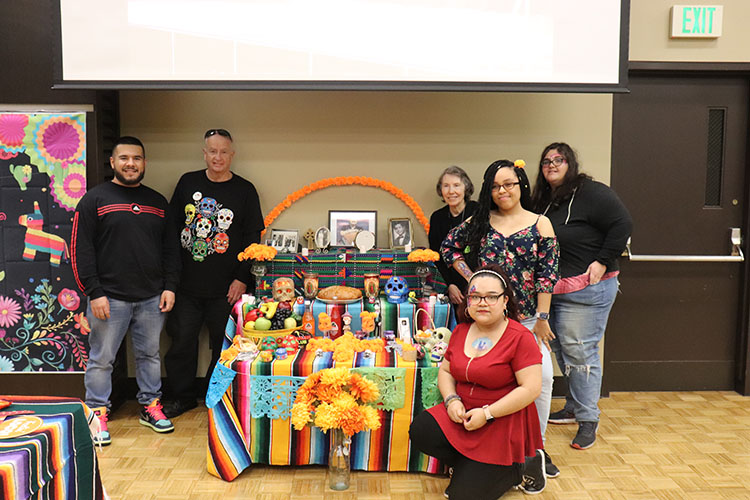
<box><xmin>242</xmin><ymin>298</ymin><xmax>303</xmax><ymax>344</ymax></box>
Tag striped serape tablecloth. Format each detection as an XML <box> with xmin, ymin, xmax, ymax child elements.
<box><xmin>207</xmin><ymin>313</ymin><xmax>448</xmax><ymax>481</ymax></box>
<box><xmin>0</xmin><ymin>396</ymin><xmax>105</xmax><ymax>500</ymax></box>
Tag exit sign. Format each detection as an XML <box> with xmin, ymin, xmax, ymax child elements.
<box><xmin>671</xmin><ymin>5</ymin><xmax>723</xmax><ymax>38</ymax></box>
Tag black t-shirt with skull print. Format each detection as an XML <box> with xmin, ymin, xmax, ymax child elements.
<box><xmin>169</xmin><ymin>170</ymin><xmax>264</xmax><ymax>297</ymax></box>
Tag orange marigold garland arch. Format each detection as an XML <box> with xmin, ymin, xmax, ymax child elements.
<box><xmin>262</xmin><ymin>176</ymin><xmax>430</xmax><ymax>236</ymax></box>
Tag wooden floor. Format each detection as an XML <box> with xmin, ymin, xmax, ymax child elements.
<box><xmin>97</xmin><ymin>392</ymin><xmax>750</xmax><ymax>500</ymax></box>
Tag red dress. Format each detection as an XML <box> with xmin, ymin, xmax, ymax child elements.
<box><xmin>427</xmin><ymin>320</ymin><xmax>543</xmax><ymax>465</ymax></box>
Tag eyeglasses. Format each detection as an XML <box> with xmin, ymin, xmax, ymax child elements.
<box><xmin>541</xmin><ymin>156</ymin><xmax>565</xmax><ymax>168</ymax></box>
<box><xmin>491</xmin><ymin>182</ymin><xmax>520</xmax><ymax>192</ymax></box>
<box><xmin>204</xmin><ymin>128</ymin><xmax>233</xmax><ymax>141</ymax></box>
<box><xmin>467</xmin><ymin>293</ymin><xmax>503</xmax><ymax>306</ymax></box>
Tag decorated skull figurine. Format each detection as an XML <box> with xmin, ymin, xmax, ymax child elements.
<box><xmin>216</xmin><ymin>208</ymin><xmax>234</xmax><ymax>231</ymax></box>
<box><xmin>260</xmin><ymin>336</ymin><xmax>278</xmax><ymax>351</ymax></box>
<box><xmin>385</xmin><ymin>276</ymin><xmax>409</xmax><ymax>304</ymax></box>
<box><xmin>425</xmin><ymin>327</ymin><xmax>453</xmax><ymax>352</ymax></box>
<box><xmin>198</xmin><ymin>197</ymin><xmax>217</xmax><ymax>217</ymax></box>
<box><xmin>272</xmin><ymin>277</ymin><xmax>295</xmax><ymax>302</ymax></box>
<box><xmin>213</xmin><ymin>232</ymin><xmax>229</xmax><ymax>253</ymax></box>
<box><xmin>429</xmin><ymin>340</ymin><xmax>449</xmax><ymax>363</ymax></box>
<box><xmin>278</xmin><ymin>335</ymin><xmax>299</xmax><ymax>354</ymax></box>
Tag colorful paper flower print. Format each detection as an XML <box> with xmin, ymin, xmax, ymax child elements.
<box><xmin>35</xmin><ymin>116</ymin><xmax>85</xmax><ymax>164</ymax></box>
<box><xmin>57</xmin><ymin>288</ymin><xmax>81</xmax><ymax>311</ymax></box>
<box><xmin>74</xmin><ymin>313</ymin><xmax>91</xmax><ymax>334</ymax></box>
<box><xmin>0</xmin><ymin>114</ymin><xmax>29</xmax><ymax>148</ymax></box>
<box><xmin>49</xmin><ymin>160</ymin><xmax>87</xmax><ymax>211</ymax></box>
<box><xmin>0</xmin><ymin>296</ymin><xmax>22</xmax><ymax>328</ymax></box>
<box><xmin>0</xmin><ymin>355</ymin><xmax>15</xmax><ymax>372</ymax></box>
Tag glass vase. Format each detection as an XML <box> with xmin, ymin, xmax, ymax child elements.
<box><xmin>328</xmin><ymin>428</ymin><xmax>351</xmax><ymax>491</ymax></box>
<box><xmin>250</xmin><ymin>262</ymin><xmax>267</xmax><ymax>294</ymax></box>
<box><xmin>414</xmin><ymin>263</ymin><xmax>432</xmax><ymax>298</ymax></box>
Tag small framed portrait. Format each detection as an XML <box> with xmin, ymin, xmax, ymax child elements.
<box><xmin>329</xmin><ymin>210</ymin><xmax>377</xmax><ymax>247</ymax></box>
<box><xmin>270</xmin><ymin>228</ymin><xmax>298</xmax><ymax>253</ymax></box>
<box><xmin>389</xmin><ymin>218</ymin><xmax>412</xmax><ymax>249</ymax></box>
<box><xmin>314</xmin><ymin>226</ymin><xmax>331</xmax><ymax>249</ymax></box>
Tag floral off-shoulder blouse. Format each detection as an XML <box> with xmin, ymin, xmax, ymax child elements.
<box><xmin>441</xmin><ymin>220</ymin><xmax>559</xmax><ymax>319</ymax></box>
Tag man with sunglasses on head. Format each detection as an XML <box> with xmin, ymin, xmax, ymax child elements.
<box><xmin>163</xmin><ymin>128</ymin><xmax>264</xmax><ymax>419</ymax></box>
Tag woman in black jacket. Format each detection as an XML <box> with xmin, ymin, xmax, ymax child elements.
<box><xmin>531</xmin><ymin>142</ymin><xmax>632</xmax><ymax>451</ymax></box>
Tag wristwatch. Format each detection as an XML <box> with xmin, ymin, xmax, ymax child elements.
<box><xmin>482</xmin><ymin>404</ymin><xmax>494</xmax><ymax>421</ymax></box>
<box><xmin>535</xmin><ymin>311</ymin><xmax>550</xmax><ymax>321</ymax></box>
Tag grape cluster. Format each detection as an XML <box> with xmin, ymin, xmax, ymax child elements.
<box><xmin>271</xmin><ymin>308</ymin><xmax>293</xmax><ymax>330</ymax></box>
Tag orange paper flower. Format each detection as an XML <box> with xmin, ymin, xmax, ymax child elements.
<box><xmin>262</xmin><ymin>177</ymin><xmax>430</xmax><ymax>236</ymax></box>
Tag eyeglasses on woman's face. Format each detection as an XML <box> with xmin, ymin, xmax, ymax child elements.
<box><xmin>541</xmin><ymin>156</ymin><xmax>565</xmax><ymax>168</ymax></box>
<box><xmin>491</xmin><ymin>182</ymin><xmax>520</xmax><ymax>193</ymax></box>
<box><xmin>467</xmin><ymin>293</ymin><xmax>503</xmax><ymax>306</ymax></box>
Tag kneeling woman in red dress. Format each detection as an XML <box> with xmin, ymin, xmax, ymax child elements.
<box><xmin>410</xmin><ymin>264</ymin><xmax>545</xmax><ymax>499</ymax></box>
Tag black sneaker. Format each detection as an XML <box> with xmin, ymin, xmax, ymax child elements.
<box><xmin>571</xmin><ymin>421</ymin><xmax>598</xmax><ymax>450</ymax></box>
<box><xmin>518</xmin><ymin>449</ymin><xmax>546</xmax><ymax>495</ymax></box>
<box><xmin>548</xmin><ymin>408</ymin><xmax>576</xmax><ymax>424</ymax></box>
<box><xmin>162</xmin><ymin>399</ymin><xmax>198</xmax><ymax>419</ymax></box>
<box><xmin>545</xmin><ymin>452</ymin><xmax>560</xmax><ymax>478</ymax></box>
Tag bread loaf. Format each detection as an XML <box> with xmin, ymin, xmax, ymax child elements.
<box><xmin>317</xmin><ymin>285</ymin><xmax>362</xmax><ymax>301</ymax></box>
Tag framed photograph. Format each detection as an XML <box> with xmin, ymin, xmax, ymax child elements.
<box><xmin>314</xmin><ymin>226</ymin><xmax>331</xmax><ymax>249</ymax></box>
<box><xmin>329</xmin><ymin>210</ymin><xmax>377</xmax><ymax>247</ymax></box>
<box><xmin>270</xmin><ymin>228</ymin><xmax>298</xmax><ymax>253</ymax></box>
<box><xmin>388</xmin><ymin>218</ymin><xmax>412</xmax><ymax>249</ymax></box>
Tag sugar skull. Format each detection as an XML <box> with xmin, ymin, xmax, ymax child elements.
<box><xmin>430</xmin><ymin>341</ymin><xmax>448</xmax><ymax>363</ymax></box>
<box><xmin>272</xmin><ymin>277</ymin><xmax>295</xmax><ymax>302</ymax></box>
<box><xmin>195</xmin><ymin>217</ymin><xmax>213</xmax><ymax>238</ymax></box>
<box><xmin>213</xmin><ymin>232</ymin><xmax>229</xmax><ymax>253</ymax></box>
<box><xmin>185</xmin><ymin>204</ymin><xmax>196</xmax><ymax>224</ymax></box>
<box><xmin>198</xmin><ymin>197</ymin><xmax>217</xmax><ymax>217</ymax></box>
<box><xmin>216</xmin><ymin>208</ymin><xmax>234</xmax><ymax>230</ymax></box>
<box><xmin>259</xmin><ymin>350</ymin><xmax>273</xmax><ymax>362</ymax></box>
<box><xmin>261</xmin><ymin>336</ymin><xmax>278</xmax><ymax>351</ymax></box>
<box><xmin>292</xmin><ymin>331</ymin><xmax>311</xmax><ymax>346</ymax></box>
<box><xmin>180</xmin><ymin>227</ymin><xmax>192</xmax><ymax>248</ymax></box>
<box><xmin>192</xmin><ymin>239</ymin><xmax>209</xmax><ymax>262</ymax></box>
<box><xmin>278</xmin><ymin>335</ymin><xmax>299</xmax><ymax>354</ymax></box>
<box><xmin>385</xmin><ymin>276</ymin><xmax>409</xmax><ymax>303</ymax></box>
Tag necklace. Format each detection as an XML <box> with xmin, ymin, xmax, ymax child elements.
<box><xmin>450</xmin><ymin>204</ymin><xmax>466</xmax><ymax>222</ymax></box>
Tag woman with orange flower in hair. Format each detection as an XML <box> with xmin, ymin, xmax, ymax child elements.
<box><xmin>439</xmin><ymin>159</ymin><xmax>560</xmax><ymax>492</ymax></box>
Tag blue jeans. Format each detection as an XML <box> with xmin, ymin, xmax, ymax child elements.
<box><xmin>549</xmin><ymin>278</ymin><xmax>619</xmax><ymax>423</ymax></box>
<box><xmin>520</xmin><ymin>317</ymin><xmax>553</xmax><ymax>441</ymax></box>
<box><xmin>84</xmin><ymin>295</ymin><xmax>165</xmax><ymax>409</ymax></box>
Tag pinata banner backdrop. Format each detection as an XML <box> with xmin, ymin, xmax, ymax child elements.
<box><xmin>0</xmin><ymin>112</ymin><xmax>90</xmax><ymax>372</ymax></box>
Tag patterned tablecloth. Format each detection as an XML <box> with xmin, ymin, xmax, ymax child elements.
<box><xmin>0</xmin><ymin>396</ymin><xmax>105</xmax><ymax>500</ymax></box>
<box><xmin>206</xmin><ymin>298</ymin><xmax>455</xmax><ymax>481</ymax></box>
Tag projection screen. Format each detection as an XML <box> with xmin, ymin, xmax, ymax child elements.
<box><xmin>55</xmin><ymin>0</ymin><xmax>629</xmax><ymax>92</ymax></box>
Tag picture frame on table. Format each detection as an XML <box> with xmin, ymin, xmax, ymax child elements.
<box><xmin>388</xmin><ymin>218</ymin><xmax>412</xmax><ymax>249</ymax></box>
<box><xmin>314</xmin><ymin>226</ymin><xmax>331</xmax><ymax>249</ymax></box>
<box><xmin>329</xmin><ymin>210</ymin><xmax>377</xmax><ymax>247</ymax></box>
<box><xmin>270</xmin><ymin>228</ymin><xmax>298</xmax><ymax>253</ymax></box>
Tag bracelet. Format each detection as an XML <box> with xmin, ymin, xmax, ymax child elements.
<box><xmin>443</xmin><ymin>394</ymin><xmax>462</xmax><ymax>408</ymax></box>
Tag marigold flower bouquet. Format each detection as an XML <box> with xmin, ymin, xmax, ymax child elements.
<box><xmin>407</xmin><ymin>249</ymin><xmax>440</xmax><ymax>263</ymax></box>
<box><xmin>237</xmin><ymin>243</ymin><xmax>277</xmax><ymax>262</ymax></box>
<box><xmin>291</xmin><ymin>367</ymin><xmax>381</xmax><ymax>436</ymax></box>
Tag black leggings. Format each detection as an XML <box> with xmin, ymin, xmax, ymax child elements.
<box><xmin>409</xmin><ymin>411</ymin><xmax>521</xmax><ymax>500</ymax></box>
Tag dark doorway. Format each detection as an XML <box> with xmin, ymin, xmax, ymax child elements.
<box><xmin>607</xmin><ymin>70</ymin><xmax>750</xmax><ymax>393</ymax></box>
